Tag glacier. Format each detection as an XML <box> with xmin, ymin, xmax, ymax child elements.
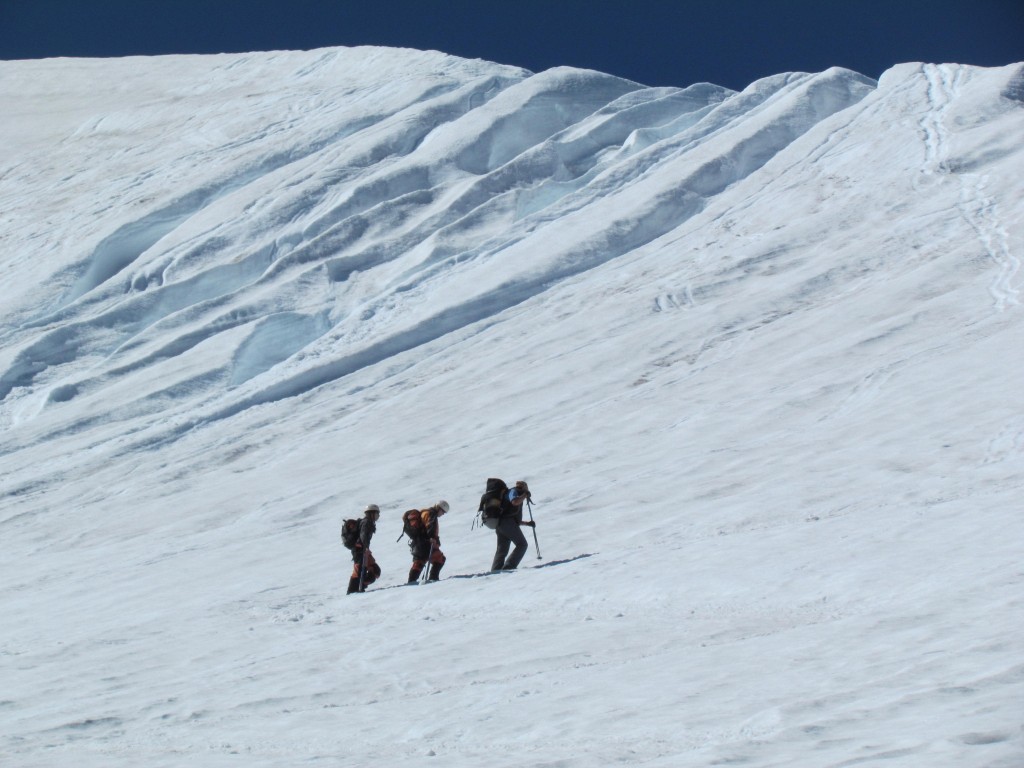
<box><xmin>1</xmin><ymin>47</ymin><xmax>1023</xmax><ymax>766</ymax></box>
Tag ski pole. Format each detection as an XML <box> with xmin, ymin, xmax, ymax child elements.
<box><xmin>527</xmin><ymin>499</ymin><xmax>541</xmax><ymax>559</ymax></box>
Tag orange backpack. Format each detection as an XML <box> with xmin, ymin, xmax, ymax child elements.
<box><xmin>398</xmin><ymin>509</ymin><xmax>428</xmax><ymax>542</ymax></box>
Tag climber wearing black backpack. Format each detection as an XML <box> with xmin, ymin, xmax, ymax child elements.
<box><xmin>342</xmin><ymin>504</ymin><xmax>382</xmax><ymax>594</ymax></box>
<box><xmin>477</xmin><ymin>478</ymin><xmax>508</xmax><ymax>530</ymax></box>
<box><xmin>481</xmin><ymin>479</ymin><xmax>535</xmax><ymax>572</ymax></box>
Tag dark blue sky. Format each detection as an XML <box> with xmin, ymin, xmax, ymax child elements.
<box><xmin>1</xmin><ymin>0</ymin><xmax>1021</xmax><ymax>90</ymax></box>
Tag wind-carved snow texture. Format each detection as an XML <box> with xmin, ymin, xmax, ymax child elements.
<box><xmin>1</xmin><ymin>49</ymin><xmax>1023</xmax><ymax>767</ymax></box>
<box><xmin>0</xmin><ymin>61</ymin><xmax>877</xmax><ymax>442</ymax></box>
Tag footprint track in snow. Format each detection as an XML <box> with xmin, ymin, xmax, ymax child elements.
<box><xmin>958</xmin><ymin>174</ymin><xmax>1021</xmax><ymax>312</ymax></box>
<box><xmin>918</xmin><ymin>64</ymin><xmax>1020</xmax><ymax>312</ymax></box>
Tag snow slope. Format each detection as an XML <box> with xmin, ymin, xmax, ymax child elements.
<box><xmin>1</xmin><ymin>47</ymin><xmax>1023</xmax><ymax>767</ymax></box>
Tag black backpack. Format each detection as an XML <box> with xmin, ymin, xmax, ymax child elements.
<box><xmin>477</xmin><ymin>478</ymin><xmax>508</xmax><ymax>529</ymax></box>
<box><xmin>340</xmin><ymin>518</ymin><xmax>360</xmax><ymax>550</ymax></box>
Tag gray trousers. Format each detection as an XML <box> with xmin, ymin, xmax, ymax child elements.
<box><xmin>491</xmin><ymin>517</ymin><xmax>528</xmax><ymax>571</ymax></box>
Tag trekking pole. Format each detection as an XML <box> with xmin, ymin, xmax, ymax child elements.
<box><xmin>358</xmin><ymin>549</ymin><xmax>368</xmax><ymax>592</ymax></box>
<box><xmin>422</xmin><ymin>542</ymin><xmax>434</xmax><ymax>584</ymax></box>
<box><xmin>527</xmin><ymin>499</ymin><xmax>542</xmax><ymax>559</ymax></box>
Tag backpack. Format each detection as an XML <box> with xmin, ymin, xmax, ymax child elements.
<box><xmin>398</xmin><ymin>509</ymin><xmax>428</xmax><ymax>542</ymax></box>
<box><xmin>340</xmin><ymin>518</ymin><xmax>360</xmax><ymax>550</ymax></box>
<box><xmin>477</xmin><ymin>478</ymin><xmax>508</xmax><ymax>530</ymax></box>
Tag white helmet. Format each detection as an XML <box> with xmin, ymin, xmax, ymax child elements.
<box><xmin>435</xmin><ymin>500</ymin><xmax>450</xmax><ymax>514</ymax></box>
<box><xmin>364</xmin><ymin>504</ymin><xmax>380</xmax><ymax>515</ymax></box>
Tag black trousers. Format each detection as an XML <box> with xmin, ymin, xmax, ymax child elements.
<box><xmin>491</xmin><ymin>517</ymin><xmax>528</xmax><ymax>571</ymax></box>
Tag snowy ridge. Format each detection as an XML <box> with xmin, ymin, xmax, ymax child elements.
<box><xmin>1</xmin><ymin>49</ymin><xmax>1023</xmax><ymax>767</ymax></box>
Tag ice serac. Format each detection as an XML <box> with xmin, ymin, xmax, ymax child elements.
<box><xmin>0</xmin><ymin>55</ymin><xmax>874</xmax><ymax>436</ymax></box>
<box><xmin>179</xmin><ymin>67</ymin><xmax>875</xmax><ymax>430</ymax></box>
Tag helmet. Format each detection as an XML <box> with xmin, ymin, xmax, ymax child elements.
<box><xmin>515</xmin><ymin>480</ymin><xmax>529</xmax><ymax>491</ymax></box>
<box><xmin>364</xmin><ymin>504</ymin><xmax>380</xmax><ymax>515</ymax></box>
<box><xmin>435</xmin><ymin>500</ymin><xmax>450</xmax><ymax>514</ymax></box>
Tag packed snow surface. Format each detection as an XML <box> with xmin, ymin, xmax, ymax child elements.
<box><xmin>2</xmin><ymin>47</ymin><xmax>1023</xmax><ymax>767</ymax></box>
